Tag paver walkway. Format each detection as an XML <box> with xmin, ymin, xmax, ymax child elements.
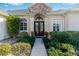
<box><xmin>31</xmin><ymin>38</ymin><xmax>47</xmax><ymax>56</ymax></box>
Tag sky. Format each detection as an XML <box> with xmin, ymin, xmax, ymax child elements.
<box><xmin>0</xmin><ymin>3</ymin><xmax>79</xmax><ymax>11</ymax></box>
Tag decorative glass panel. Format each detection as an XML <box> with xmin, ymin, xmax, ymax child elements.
<box><xmin>35</xmin><ymin>23</ymin><xmax>39</xmax><ymax>32</ymax></box>
<box><xmin>40</xmin><ymin>23</ymin><xmax>43</xmax><ymax>32</ymax></box>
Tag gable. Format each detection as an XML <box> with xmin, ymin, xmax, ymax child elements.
<box><xmin>28</xmin><ymin>3</ymin><xmax>51</xmax><ymax>16</ymax></box>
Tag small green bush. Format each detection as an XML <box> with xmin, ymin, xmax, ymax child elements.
<box><xmin>17</xmin><ymin>38</ymin><xmax>29</xmax><ymax>43</ymax></box>
<box><xmin>28</xmin><ymin>36</ymin><xmax>35</xmax><ymax>46</ymax></box>
<box><xmin>17</xmin><ymin>36</ymin><xmax>35</xmax><ymax>47</ymax></box>
<box><xmin>48</xmin><ymin>47</ymin><xmax>63</xmax><ymax>56</ymax></box>
<box><xmin>0</xmin><ymin>43</ymin><xmax>12</xmax><ymax>56</ymax></box>
<box><xmin>50</xmin><ymin>39</ymin><xmax>59</xmax><ymax>48</ymax></box>
<box><xmin>12</xmin><ymin>42</ymin><xmax>31</xmax><ymax>56</ymax></box>
<box><xmin>19</xmin><ymin>32</ymin><xmax>29</xmax><ymax>38</ymax></box>
<box><xmin>17</xmin><ymin>32</ymin><xmax>35</xmax><ymax>47</ymax></box>
<box><xmin>56</xmin><ymin>43</ymin><xmax>76</xmax><ymax>56</ymax></box>
<box><xmin>71</xmin><ymin>32</ymin><xmax>79</xmax><ymax>50</ymax></box>
<box><xmin>43</xmin><ymin>37</ymin><xmax>51</xmax><ymax>48</ymax></box>
<box><xmin>48</xmin><ymin>43</ymin><xmax>76</xmax><ymax>56</ymax></box>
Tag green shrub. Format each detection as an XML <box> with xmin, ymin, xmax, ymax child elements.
<box><xmin>17</xmin><ymin>37</ymin><xmax>29</xmax><ymax>43</ymax></box>
<box><xmin>17</xmin><ymin>32</ymin><xmax>35</xmax><ymax>47</ymax></box>
<box><xmin>44</xmin><ymin>32</ymin><xmax>79</xmax><ymax>55</ymax></box>
<box><xmin>71</xmin><ymin>32</ymin><xmax>79</xmax><ymax>49</ymax></box>
<box><xmin>48</xmin><ymin>43</ymin><xmax>76</xmax><ymax>56</ymax></box>
<box><xmin>56</xmin><ymin>43</ymin><xmax>76</xmax><ymax>56</ymax></box>
<box><xmin>0</xmin><ymin>43</ymin><xmax>12</xmax><ymax>56</ymax></box>
<box><xmin>49</xmin><ymin>32</ymin><xmax>73</xmax><ymax>43</ymax></box>
<box><xmin>48</xmin><ymin>47</ymin><xmax>63</xmax><ymax>56</ymax></box>
<box><xmin>12</xmin><ymin>42</ymin><xmax>31</xmax><ymax>56</ymax></box>
<box><xmin>19</xmin><ymin>32</ymin><xmax>29</xmax><ymax>38</ymax></box>
<box><xmin>6</xmin><ymin>15</ymin><xmax>20</xmax><ymax>38</ymax></box>
<box><xmin>50</xmin><ymin>39</ymin><xmax>59</xmax><ymax>48</ymax></box>
<box><xmin>43</xmin><ymin>37</ymin><xmax>51</xmax><ymax>48</ymax></box>
<box><xmin>17</xmin><ymin>36</ymin><xmax>35</xmax><ymax>47</ymax></box>
<box><xmin>28</xmin><ymin>36</ymin><xmax>35</xmax><ymax>46</ymax></box>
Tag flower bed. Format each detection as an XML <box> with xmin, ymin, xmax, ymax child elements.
<box><xmin>0</xmin><ymin>42</ymin><xmax>31</xmax><ymax>56</ymax></box>
<box><xmin>43</xmin><ymin>31</ymin><xmax>79</xmax><ymax>56</ymax></box>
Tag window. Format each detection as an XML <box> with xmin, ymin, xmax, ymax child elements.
<box><xmin>53</xmin><ymin>24</ymin><xmax>60</xmax><ymax>31</ymax></box>
<box><xmin>57</xmin><ymin>24</ymin><xmax>59</xmax><ymax>31</ymax></box>
<box><xmin>20</xmin><ymin>18</ymin><xmax>27</xmax><ymax>32</ymax></box>
<box><xmin>52</xmin><ymin>19</ymin><xmax>64</xmax><ymax>32</ymax></box>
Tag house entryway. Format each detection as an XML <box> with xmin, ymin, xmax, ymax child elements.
<box><xmin>34</xmin><ymin>21</ymin><xmax>44</xmax><ymax>37</ymax></box>
<box><xmin>30</xmin><ymin>38</ymin><xmax>47</xmax><ymax>56</ymax></box>
<box><xmin>34</xmin><ymin>14</ymin><xmax>45</xmax><ymax>37</ymax></box>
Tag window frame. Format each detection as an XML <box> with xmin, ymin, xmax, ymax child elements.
<box><xmin>19</xmin><ymin>18</ymin><xmax>27</xmax><ymax>32</ymax></box>
<box><xmin>53</xmin><ymin>23</ymin><xmax>60</xmax><ymax>31</ymax></box>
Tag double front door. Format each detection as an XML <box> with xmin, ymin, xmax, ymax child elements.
<box><xmin>34</xmin><ymin>21</ymin><xmax>44</xmax><ymax>36</ymax></box>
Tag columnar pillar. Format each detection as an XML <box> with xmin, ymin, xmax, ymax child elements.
<box><xmin>44</xmin><ymin>18</ymin><xmax>48</xmax><ymax>32</ymax></box>
<box><xmin>30</xmin><ymin>17</ymin><xmax>34</xmax><ymax>36</ymax></box>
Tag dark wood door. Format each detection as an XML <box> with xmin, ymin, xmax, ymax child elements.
<box><xmin>34</xmin><ymin>21</ymin><xmax>44</xmax><ymax>36</ymax></box>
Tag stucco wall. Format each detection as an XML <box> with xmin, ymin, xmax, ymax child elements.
<box><xmin>67</xmin><ymin>12</ymin><xmax>79</xmax><ymax>31</ymax></box>
<box><xmin>0</xmin><ymin>17</ymin><xmax>9</xmax><ymax>40</ymax></box>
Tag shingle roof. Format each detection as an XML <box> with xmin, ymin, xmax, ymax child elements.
<box><xmin>7</xmin><ymin>7</ymin><xmax>79</xmax><ymax>15</ymax></box>
<box><xmin>8</xmin><ymin>9</ymin><xmax>30</xmax><ymax>15</ymax></box>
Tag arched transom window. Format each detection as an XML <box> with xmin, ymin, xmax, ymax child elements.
<box><xmin>20</xmin><ymin>18</ymin><xmax>27</xmax><ymax>32</ymax></box>
<box><xmin>34</xmin><ymin>14</ymin><xmax>44</xmax><ymax>21</ymax></box>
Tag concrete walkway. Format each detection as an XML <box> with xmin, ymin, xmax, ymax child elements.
<box><xmin>0</xmin><ymin>38</ymin><xmax>18</xmax><ymax>44</ymax></box>
<box><xmin>31</xmin><ymin>38</ymin><xmax>47</xmax><ymax>56</ymax></box>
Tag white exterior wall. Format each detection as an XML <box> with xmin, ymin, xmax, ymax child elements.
<box><xmin>0</xmin><ymin>17</ymin><xmax>8</xmax><ymax>40</ymax></box>
<box><xmin>67</xmin><ymin>12</ymin><xmax>79</xmax><ymax>31</ymax></box>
